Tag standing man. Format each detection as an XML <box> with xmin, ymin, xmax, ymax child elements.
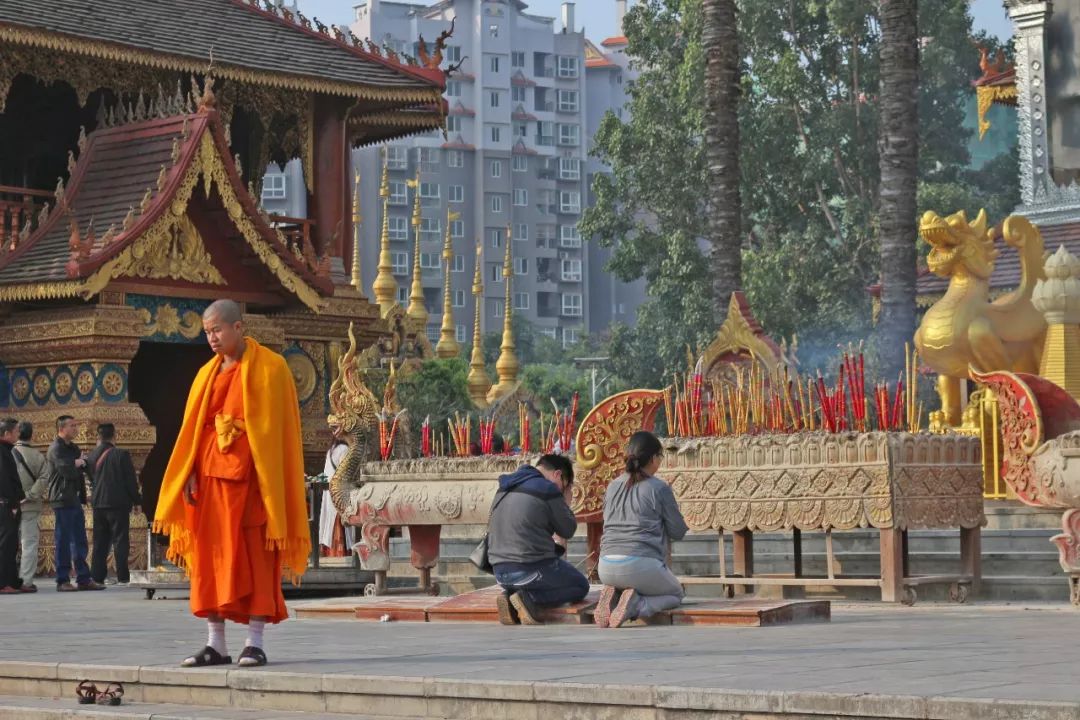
<box><xmin>0</xmin><ymin>418</ymin><xmax>23</xmax><ymax>594</ymax></box>
<box><xmin>48</xmin><ymin>415</ymin><xmax>104</xmax><ymax>592</ymax></box>
<box><xmin>13</xmin><ymin>422</ymin><xmax>48</xmax><ymax>593</ymax></box>
<box><xmin>88</xmin><ymin>423</ymin><xmax>141</xmax><ymax>586</ymax></box>
<box><xmin>318</xmin><ymin>429</ymin><xmax>353</xmax><ymax>557</ymax></box>
<box><xmin>154</xmin><ymin>300</ymin><xmax>309</xmax><ymax>668</ymax></box>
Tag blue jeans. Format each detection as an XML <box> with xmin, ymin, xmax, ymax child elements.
<box><xmin>494</xmin><ymin>558</ymin><xmax>589</xmax><ymax>607</ymax></box>
<box><xmin>54</xmin><ymin>506</ymin><xmax>91</xmax><ymax>586</ymax></box>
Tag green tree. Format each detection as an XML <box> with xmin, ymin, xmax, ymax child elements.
<box><xmin>396</xmin><ymin>357</ymin><xmax>473</xmax><ymax>445</ymax></box>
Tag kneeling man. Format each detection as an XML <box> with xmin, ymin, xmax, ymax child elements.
<box><xmin>154</xmin><ymin>300</ymin><xmax>310</xmax><ymax>667</ymax></box>
<box><xmin>487</xmin><ymin>454</ymin><xmax>588</xmax><ymax>624</ymax></box>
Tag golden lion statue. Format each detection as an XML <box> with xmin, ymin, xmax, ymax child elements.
<box><xmin>914</xmin><ymin>209</ymin><xmax>1046</xmax><ymax>426</ymax></box>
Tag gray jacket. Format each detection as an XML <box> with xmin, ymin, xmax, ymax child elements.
<box><xmin>13</xmin><ymin>441</ymin><xmax>48</xmax><ymax>511</ymax></box>
<box><xmin>600</xmin><ymin>473</ymin><xmax>689</xmax><ymax>561</ymax></box>
<box><xmin>487</xmin><ymin>465</ymin><xmax>577</xmax><ymax>566</ymax></box>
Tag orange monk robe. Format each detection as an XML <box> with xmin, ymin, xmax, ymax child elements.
<box><xmin>154</xmin><ymin>338</ymin><xmax>310</xmax><ymax>625</ymax></box>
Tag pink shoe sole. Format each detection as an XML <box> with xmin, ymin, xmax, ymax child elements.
<box><xmin>594</xmin><ymin>585</ymin><xmax>617</xmax><ymax>628</ymax></box>
<box><xmin>608</xmin><ymin>589</ymin><xmax>639</xmax><ymax>628</ymax></box>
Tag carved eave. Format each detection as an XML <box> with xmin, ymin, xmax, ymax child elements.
<box><xmin>347</xmin><ymin>101</ymin><xmax>449</xmax><ymax>148</ymax></box>
<box><xmin>0</xmin><ymin>108</ymin><xmax>332</xmax><ymax>311</ymax></box>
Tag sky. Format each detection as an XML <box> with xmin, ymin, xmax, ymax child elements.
<box><xmin>295</xmin><ymin>0</ymin><xmax>1014</xmax><ymax>43</ymax></box>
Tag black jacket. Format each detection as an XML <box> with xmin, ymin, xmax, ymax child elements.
<box><xmin>0</xmin><ymin>442</ymin><xmax>24</xmax><ymax>506</ymax></box>
<box><xmin>47</xmin><ymin>438</ymin><xmax>87</xmax><ymax>509</ymax></box>
<box><xmin>87</xmin><ymin>442</ymin><xmax>141</xmax><ymax>511</ymax></box>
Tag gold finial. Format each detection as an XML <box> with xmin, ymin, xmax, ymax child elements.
<box><xmin>406</xmin><ymin>168</ymin><xmax>428</xmax><ymax>325</ymax></box>
<box><xmin>488</xmin><ymin>225</ymin><xmax>519</xmax><ymax>403</ymax></box>
<box><xmin>156</xmin><ymin>165</ymin><xmax>168</xmax><ymax>192</ymax></box>
<box><xmin>436</xmin><ymin>208</ymin><xmax>462</xmax><ymax>358</ymax></box>
<box><xmin>371</xmin><ymin>152</ymin><xmax>400</xmax><ymax>316</ymax></box>
<box><xmin>77</xmin><ymin>126</ymin><xmax>88</xmax><ymax>154</ymax></box>
<box><xmin>467</xmin><ymin>241</ymin><xmax>492</xmax><ymax>407</ymax></box>
<box><xmin>67</xmin><ymin>151</ymin><xmax>77</xmax><ymax>175</ymax></box>
<box><xmin>351</xmin><ymin>169</ymin><xmax>364</xmax><ymax>292</ymax></box>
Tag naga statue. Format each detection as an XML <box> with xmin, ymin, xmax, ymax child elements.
<box><xmin>915</xmin><ymin>209</ymin><xmax>1046</xmax><ymax>426</ymax></box>
<box><xmin>326</xmin><ymin>322</ymin><xmax>381</xmax><ymax>521</ymax></box>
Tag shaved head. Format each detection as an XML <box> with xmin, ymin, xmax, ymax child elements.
<box><xmin>204</xmin><ymin>299</ymin><xmax>243</xmax><ymax>324</ymax></box>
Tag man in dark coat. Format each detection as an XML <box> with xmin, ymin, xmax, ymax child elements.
<box><xmin>87</xmin><ymin>423</ymin><xmax>141</xmax><ymax>586</ymax></box>
<box><xmin>0</xmin><ymin>417</ymin><xmax>25</xmax><ymax>593</ymax></box>
<box><xmin>48</xmin><ymin>415</ymin><xmax>104</xmax><ymax>592</ymax></box>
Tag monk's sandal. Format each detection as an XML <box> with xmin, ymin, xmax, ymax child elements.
<box><xmin>181</xmin><ymin>646</ymin><xmax>232</xmax><ymax>667</ymax></box>
<box><xmin>237</xmin><ymin>646</ymin><xmax>267</xmax><ymax>667</ymax></box>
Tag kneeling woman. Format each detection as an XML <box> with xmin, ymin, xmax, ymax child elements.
<box><xmin>596</xmin><ymin>431</ymin><xmax>689</xmax><ymax>628</ymax></box>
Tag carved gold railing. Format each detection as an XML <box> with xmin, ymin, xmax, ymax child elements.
<box><xmin>0</xmin><ymin>184</ymin><xmax>51</xmax><ymax>250</ymax></box>
<box><xmin>977</xmin><ymin>390</ymin><xmax>1011</xmax><ymax>499</ymax></box>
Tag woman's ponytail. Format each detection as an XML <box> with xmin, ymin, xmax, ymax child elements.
<box><xmin>624</xmin><ymin>431</ymin><xmax>662</xmax><ymax>486</ymax></box>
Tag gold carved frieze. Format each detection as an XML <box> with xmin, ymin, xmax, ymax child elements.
<box><xmin>0</xmin><ymin>307</ymin><xmax>144</xmax><ymax>366</ymax></box>
<box><xmin>112</xmin><ymin>213</ymin><xmax>225</xmax><ymax>287</ymax></box>
<box><xmin>137</xmin><ymin>303</ymin><xmax>203</xmax><ymax>340</ymax></box>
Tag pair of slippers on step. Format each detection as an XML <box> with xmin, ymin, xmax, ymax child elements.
<box><xmin>182</xmin><ymin>645</ymin><xmax>266</xmax><ymax>667</ymax></box>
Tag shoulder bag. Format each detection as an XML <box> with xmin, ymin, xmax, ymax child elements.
<box><xmin>469</xmin><ymin>488</ymin><xmax>514</xmax><ymax>574</ymax></box>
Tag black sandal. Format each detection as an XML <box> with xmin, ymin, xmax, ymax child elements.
<box><xmin>181</xmin><ymin>646</ymin><xmax>232</xmax><ymax>667</ymax></box>
<box><xmin>97</xmin><ymin>682</ymin><xmax>124</xmax><ymax>706</ymax></box>
<box><xmin>76</xmin><ymin>680</ymin><xmax>98</xmax><ymax>705</ymax></box>
<box><xmin>236</xmin><ymin>646</ymin><xmax>267</xmax><ymax>667</ymax></box>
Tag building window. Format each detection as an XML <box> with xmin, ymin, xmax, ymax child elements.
<box><xmin>514</xmin><ymin>122</ymin><xmax>528</xmax><ymax>138</ymax></box>
<box><xmin>491</xmin><ymin>195</ymin><xmax>503</xmax><ymax>213</ymax></box>
<box><xmin>511</xmin><ymin>51</ymin><xmax>525</xmax><ymax>68</ymax></box>
<box><xmin>490</xmin><ymin>229</ymin><xmax>503</xmax><ymax>248</ymax></box>
<box><xmin>514</xmin><ymin>292</ymin><xmax>530</xmax><ymax>310</ymax></box>
<box><xmin>420</xmin><ymin>252</ymin><xmax>441</xmax><ymax>269</ymax></box>
<box><xmin>388</xmin><ymin>216</ymin><xmax>408</xmax><ymax>241</ymax></box>
<box><xmin>426</xmin><ymin>325</ymin><xmax>440</xmax><ymax>342</ymax></box>
<box><xmin>489</xmin><ymin>55</ymin><xmax>500</xmax><ymax>73</ymax></box>
<box><xmin>420</xmin><ymin>217</ymin><xmax>441</xmax><ymax>234</ymax></box>
<box><xmin>396</xmin><ymin>286</ymin><xmax>408</xmax><ymax>304</ymax></box>
<box><xmin>449</xmin><ymin>185</ymin><xmax>464</xmax><ymax>203</ymax></box>
<box><xmin>391</xmin><ymin>251</ymin><xmax>409</xmax><ymax>275</ymax></box>
<box><xmin>537</xmin><ymin>224</ymin><xmax>556</xmax><ymax>243</ymax></box>
<box><xmin>419</xmin><ymin>147</ymin><xmax>440</xmax><ymax>165</ymax></box>
<box><xmin>537</xmin><ymin>120</ymin><xmax>554</xmax><ymax>145</ymax></box>
<box><xmin>419</xmin><ymin>182</ymin><xmax>440</xmax><ymax>199</ymax></box>
<box><xmin>557</xmin><ymin>55</ymin><xmax>579</xmax><ymax>78</ymax></box>
<box><xmin>513</xmin><ymin>188</ymin><xmax>528</xmax><ymax>206</ymax></box>
<box><xmin>512</xmin><ymin>85</ymin><xmax>527</xmax><ymax>103</ymax></box>
<box><xmin>450</xmin><ymin>289</ymin><xmax>465</xmax><ymax>307</ymax></box>
<box><xmin>560</xmin><ymin>224</ymin><xmax>581</xmax><ymax>247</ymax></box>
<box><xmin>491</xmin><ymin>160</ymin><xmax>503</xmax><ymax>178</ymax></box>
<box><xmin>385</xmin><ymin>146</ymin><xmax>408</xmax><ymax>170</ymax></box>
<box><xmin>559</xmin><ymin>157</ymin><xmax>580</xmax><ymax>180</ymax></box>
<box><xmin>456</xmin><ymin>324</ymin><xmax>467</xmax><ymax>342</ymax></box>
<box><xmin>446</xmin><ymin>45</ymin><xmax>462</xmax><ymax>63</ymax></box>
<box><xmin>389</xmin><ymin>181</ymin><xmax>407</xmax><ymax>205</ymax></box>
<box><xmin>451</xmin><ymin>219</ymin><xmax>465</xmax><ymax>237</ymax></box>
<box><xmin>489</xmin><ymin>24</ymin><xmax>499</xmax><ymax>38</ymax></box>
<box><xmin>446</xmin><ymin>116</ymin><xmax>462</xmax><ymax>132</ymax></box>
<box><xmin>453</xmin><ymin>254</ymin><xmax>465</xmax><ymax>272</ymax></box>
<box><xmin>514</xmin><ymin>223</ymin><xmax>528</xmax><ymax>241</ymax></box>
<box><xmin>562</xmin><ymin>293</ymin><xmax>583</xmax><ymax>316</ymax></box>
<box><xmin>514</xmin><ymin>257</ymin><xmax>528</xmax><ymax>275</ymax></box>
<box><xmin>559</xmin><ymin>191</ymin><xmax>581</xmax><ymax>214</ymax></box>
<box><xmin>448</xmin><ymin>150</ymin><xmax>464</xmax><ymax>168</ymax></box>
<box><xmin>617</xmin><ymin>73</ymin><xmax>623</xmax><ymax>84</ymax></box>
<box><xmin>541</xmin><ymin>327</ymin><xmax>557</xmax><ymax>339</ymax></box>
<box><xmin>446</xmin><ymin>80</ymin><xmax>462</xmax><ymax>97</ymax></box>
<box><xmin>490</xmin><ymin>125</ymin><xmax>502</xmax><ymax>143</ymax></box>
<box><xmin>490</xmin><ymin>264</ymin><xmax>501</xmax><ymax>282</ymax></box>
<box><xmin>493</xmin><ymin>299</ymin><xmax>505</xmax><ymax>317</ymax></box>
<box><xmin>557</xmin><ymin>89</ymin><xmax>579</xmax><ymax>113</ymax></box>
<box><xmin>490</xmin><ymin>91</ymin><xmax>500</xmax><ymax>108</ymax></box>
<box><xmin>261</xmin><ymin>174</ymin><xmax>286</xmax><ymax>200</ymax></box>
<box><xmin>563</xmin><ymin>327</ymin><xmax>580</xmax><ymax>348</ymax></box>
<box><xmin>513</xmin><ymin>155</ymin><xmax>528</xmax><ymax>173</ymax></box>
<box><xmin>558</xmin><ymin>123</ymin><xmax>580</xmax><ymax>146</ymax></box>
<box><xmin>561</xmin><ymin>258</ymin><xmax>582</xmax><ymax>282</ymax></box>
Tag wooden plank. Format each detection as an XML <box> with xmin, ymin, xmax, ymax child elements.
<box><xmin>669</xmin><ymin>599</ymin><xmax>831</xmax><ymax>627</ymax></box>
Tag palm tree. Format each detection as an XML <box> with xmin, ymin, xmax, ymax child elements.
<box><xmin>877</xmin><ymin>0</ymin><xmax>919</xmax><ymax>376</ymax></box>
<box><xmin>702</xmin><ymin>0</ymin><xmax>743</xmax><ymax>320</ymax></box>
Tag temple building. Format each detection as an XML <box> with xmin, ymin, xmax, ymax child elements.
<box><xmin>0</xmin><ymin>0</ymin><xmax>449</xmax><ymax>523</ymax></box>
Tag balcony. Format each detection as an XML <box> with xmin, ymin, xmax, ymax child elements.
<box><xmin>535</xmin><ymin>135</ymin><xmax>555</xmax><ymax>147</ymax></box>
<box><xmin>268</xmin><ymin>214</ymin><xmax>318</xmax><ymax>264</ymax></box>
<box><xmin>0</xmin><ymin>184</ymin><xmax>51</xmax><ymax>248</ymax></box>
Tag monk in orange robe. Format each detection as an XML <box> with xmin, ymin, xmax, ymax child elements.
<box><xmin>153</xmin><ymin>299</ymin><xmax>309</xmax><ymax>668</ymax></box>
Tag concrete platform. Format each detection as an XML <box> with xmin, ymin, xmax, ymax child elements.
<box><xmin>292</xmin><ymin>585</ymin><xmax>832</xmax><ymax>627</ymax></box>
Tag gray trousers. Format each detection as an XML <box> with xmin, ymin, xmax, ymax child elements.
<box><xmin>598</xmin><ymin>555</ymin><xmax>684</xmax><ymax>618</ymax></box>
<box><xmin>19</xmin><ymin>508</ymin><xmax>41</xmax><ymax>585</ymax></box>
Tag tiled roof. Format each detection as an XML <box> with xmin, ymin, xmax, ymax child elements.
<box><xmin>585</xmin><ymin>38</ymin><xmax>618</xmax><ymax>69</ymax></box>
<box><xmin>0</xmin><ymin>107</ymin><xmax>332</xmax><ymax>306</ymax></box>
<box><xmin>600</xmin><ymin>35</ymin><xmax>628</xmax><ymax>47</ymax></box>
<box><xmin>0</xmin><ymin>0</ymin><xmax>445</xmax><ymax>99</ymax></box>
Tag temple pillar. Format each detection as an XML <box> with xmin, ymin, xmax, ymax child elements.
<box><xmin>309</xmin><ymin>96</ymin><xmax>353</xmax><ymax>263</ymax></box>
<box><xmin>1033</xmin><ymin>244</ymin><xmax>1080</xmax><ymax>399</ymax></box>
<box><xmin>1009</xmin><ymin>1</ymin><xmax>1054</xmax><ymax>206</ymax></box>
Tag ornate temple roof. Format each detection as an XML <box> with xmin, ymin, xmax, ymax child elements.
<box><xmin>0</xmin><ymin>0</ymin><xmax>445</xmax><ymax>100</ymax></box>
<box><xmin>585</xmin><ymin>39</ymin><xmax>618</xmax><ymax>69</ymax></box>
<box><xmin>0</xmin><ymin>102</ymin><xmax>332</xmax><ymax>311</ymax></box>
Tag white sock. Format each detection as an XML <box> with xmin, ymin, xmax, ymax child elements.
<box><xmin>207</xmin><ymin>620</ymin><xmax>226</xmax><ymax>655</ymax></box>
<box><xmin>245</xmin><ymin>619</ymin><xmax>265</xmax><ymax>649</ymax></box>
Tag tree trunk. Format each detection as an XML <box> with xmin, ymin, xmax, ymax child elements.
<box><xmin>876</xmin><ymin>0</ymin><xmax>919</xmax><ymax>378</ymax></box>
<box><xmin>703</xmin><ymin>0</ymin><xmax>743</xmax><ymax>321</ymax></box>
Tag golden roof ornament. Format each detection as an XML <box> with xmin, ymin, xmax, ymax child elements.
<box><xmin>488</xmin><ymin>226</ymin><xmax>519</xmax><ymax>404</ymax></box>
<box><xmin>467</xmin><ymin>242</ymin><xmax>492</xmax><ymax>408</ymax></box>
<box><xmin>406</xmin><ymin>168</ymin><xmax>428</xmax><ymax>325</ymax></box>
<box><xmin>371</xmin><ymin>153</ymin><xmax>400</xmax><ymax>316</ymax></box>
<box><xmin>77</xmin><ymin>126</ymin><xmax>88</xmax><ymax>154</ymax></box>
<box><xmin>156</xmin><ymin>165</ymin><xmax>168</xmax><ymax>192</ymax></box>
<box><xmin>67</xmin><ymin>151</ymin><xmax>77</xmax><ymax>176</ymax></box>
<box><xmin>436</xmin><ymin>208</ymin><xmax>462</xmax><ymax>358</ymax></box>
<box><xmin>351</xmin><ymin>169</ymin><xmax>364</xmax><ymax>292</ymax></box>
<box><xmin>122</xmin><ymin>206</ymin><xmax>136</xmax><ymax>231</ymax></box>
<box><xmin>139</xmin><ymin>188</ymin><xmax>152</xmax><ymax>213</ymax></box>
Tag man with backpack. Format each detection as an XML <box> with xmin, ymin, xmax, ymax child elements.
<box><xmin>87</xmin><ymin>423</ymin><xmax>141</xmax><ymax>586</ymax></box>
<box><xmin>47</xmin><ymin>415</ymin><xmax>104</xmax><ymax>592</ymax></box>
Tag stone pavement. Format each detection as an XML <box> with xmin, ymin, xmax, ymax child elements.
<box><xmin>3</xmin><ymin>588</ymin><xmax>1080</xmax><ymax>706</ymax></box>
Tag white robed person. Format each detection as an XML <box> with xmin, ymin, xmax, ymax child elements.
<box><xmin>318</xmin><ymin>430</ymin><xmax>355</xmax><ymax>557</ymax></box>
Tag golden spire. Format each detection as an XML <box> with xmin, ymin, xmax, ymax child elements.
<box><xmin>406</xmin><ymin>168</ymin><xmax>428</xmax><ymax>325</ymax></box>
<box><xmin>467</xmin><ymin>241</ymin><xmax>492</xmax><ymax>407</ymax></box>
<box><xmin>488</xmin><ymin>225</ymin><xmax>519</xmax><ymax>403</ymax></box>
<box><xmin>371</xmin><ymin>153</ymin><xmax>399</xmax><ymax>316</ymax></box>
<box><xmin>350</xmin><ymin>168</ymin><xmax>363</xmax><ymax>292</ymax></box>
<box><xmin>436</xmin><ymin>208</ymin><xmax>462</xmax><ymax>359</ymax></box>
